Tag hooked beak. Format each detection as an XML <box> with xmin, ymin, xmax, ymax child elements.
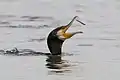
<box><xmin>61</xmin><ymin>26</ymin><xmax>83</xmax><ymax>39</ymax></box>
<box><xmin>57</xmin><ymin>16</ymin><xmax>85</xmax><ymax>40</ymax></box>
<box><xmin>62</xmin><ymin>16</ymin><xmax>85</xmax><ymax>33</ymax></box>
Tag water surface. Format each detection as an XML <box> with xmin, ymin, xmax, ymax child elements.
<box><xmin>0</xmin><ymin>0</ymin><xmax>120</xmax><ymax>80</ymax></box>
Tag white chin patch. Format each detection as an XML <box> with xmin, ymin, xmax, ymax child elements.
<box><xmin>57</xmin><ymin>30</ymin><xmax>66</xmax><ymax>40</ymax></box>
<box><xmin>58</xmin><ymin>36</ymin><xmax>66</xmax><ymax>41</ymax></box>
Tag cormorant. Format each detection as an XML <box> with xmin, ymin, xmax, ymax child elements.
<box><xmin>47</xmin><ymin>16</ymin><xmax>85</xmax><ymax>55</ymax></box>
<box><xmin>0</xmin><ymin>16</ymin><xmax>85</xmax><ymax>56</ymax></box>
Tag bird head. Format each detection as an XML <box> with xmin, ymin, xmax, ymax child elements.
<box><xmin>47</xmin><ymin>16</ymin><xmax>85</xmax><ymax>55</ymax></box>
<box><xmin>56</xmin><ymin>16</ymin><xmax>85</xmax><ymax>41</ymax></box>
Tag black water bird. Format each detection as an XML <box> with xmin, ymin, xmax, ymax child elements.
<box><xmin>47</xmin><ymin>16</ymin><xmax>85</xmax><ymax>55</ymax></box>
<box><xmin>1</xmin><ymin>16</ymin><xmax>85</xmax><ymax>56</ymax></box>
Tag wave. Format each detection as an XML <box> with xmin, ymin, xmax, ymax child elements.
<box><xmin>0</xmin><ymin>47</ymin><xmax>74</xmax><ymax>56</ymax></box>
<box><xmin>0</xmin><ymin>15</ymin><xmax>56</xmax><ymax>29</ymax></box>
<box><xmin>0</xmin><ymin>48</ymin><xmax>51</xmax><ymax>56</ymax></box>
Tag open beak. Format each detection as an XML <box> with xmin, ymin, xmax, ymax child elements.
<box><xmin>62</xmin><ymin>17</ymin><xmax>85</xmax><ymax>33</ymax></box>
<box><xmin>60</xmin><ymin>25</ymin><xmax>83</xmax><ymax>39</ymax></box>
<box><xmin>57</xmin><ymin>16</ymin><xmax>85</xmax><ymax>40</ymax></box>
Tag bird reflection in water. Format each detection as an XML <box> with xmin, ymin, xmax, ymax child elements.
<box><xmin>46</xmin><ymin>55</ymin><xmax>71</xmax><ymax>74</ymax></box>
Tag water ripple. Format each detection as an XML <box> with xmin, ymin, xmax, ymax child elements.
<box><xmin>76</xmin><ymin>37</ymin><xmax>117</xmax><ymax>41</ymax></box>
<box><xmin>46</xmin><ymin>55</ymin><xmax>72</xmax><ymax>75</ymax></box>
<box><xmin>77</xmin><ymin>44</ymin><xmax>93</xmax><ymax>46</ymax></box>
<box><xmin>28</xmin><ymin>38</ymin><xmax>46</xmax><ymax>42</ymax></box>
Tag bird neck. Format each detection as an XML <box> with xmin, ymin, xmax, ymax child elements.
<box><xmin>47</xmin><ymin>37</ymin><xmax>64</xmax><ymax>55</ymax></box>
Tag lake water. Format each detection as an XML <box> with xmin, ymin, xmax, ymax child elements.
<box><xmin>0</xmin><ymin>0</ymin><xmax>120</xmax><ymax>80</ymax></box>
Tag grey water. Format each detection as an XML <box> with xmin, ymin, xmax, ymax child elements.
<box><xmin>0</xmin><ymin>0</ymin><xmax>120</xmax><ymax>80</ymax></box>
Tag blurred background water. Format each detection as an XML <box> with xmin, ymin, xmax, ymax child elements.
<box><xmin>0</xmin><ymin>0</ymin><xmax>120</xmax><ymax>80</ymax></box>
